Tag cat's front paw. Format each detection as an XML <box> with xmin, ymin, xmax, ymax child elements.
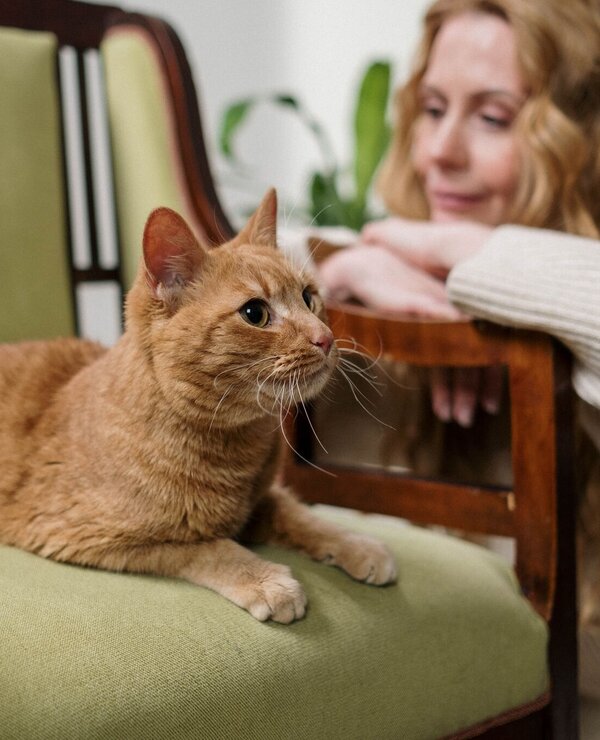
<box><xmin>236</xmin><ymin>563</ymin><xmax>307</xmax><ymax>624</ymax></box>
<box><xmin>321</xmin><ymin>533</ymin><xmax>397</xmax><ymax>586</ymax></box>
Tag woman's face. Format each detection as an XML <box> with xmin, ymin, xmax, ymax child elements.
<box><xmin>412</xmin><ymin>12</ymin><xmax>527</xmax><ymax>225</ymax></box>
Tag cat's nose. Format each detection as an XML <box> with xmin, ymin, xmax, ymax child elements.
<box><xmin>311</xmin><ymin>330</ymin><xmax>333</xmax><ymax>356</ymax></box>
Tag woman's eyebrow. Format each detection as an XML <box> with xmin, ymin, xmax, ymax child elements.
<box><xmin>420</xmin><ymin>83</ymin><xmax>525</xmax><ymax>105</ymax></box>
<box><xmin>419</xmin><ymin>84</ymin><xmax>445</xmax><ymax>96</ymax></box>
<box><xmin>471</xmin><ymin>89</ymin><xmax>527</xmax><ymax>105</ymax></box>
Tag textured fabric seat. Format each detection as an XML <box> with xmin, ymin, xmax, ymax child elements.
<box><xmin>0</xmin><ymin>507</ymin><xmax>547</xmax><ymax>740</ymax></box>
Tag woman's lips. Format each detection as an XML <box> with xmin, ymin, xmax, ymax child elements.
<box><xmin>429</xmin><ymin>190</ymin><xmax>485</xmax><ymax>212</ymax></box>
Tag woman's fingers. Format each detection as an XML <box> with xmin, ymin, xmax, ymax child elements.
<box><xmin>318</xmin><ymin>245</ymin><xmax>464</xmax><ymax>319</ymax></box>
<box><xmin>451</xmin><ymin>368</ymin><xmax>481</xmax><ymax>427</ymax></box>
<box><xmin>430</xmin><ymin>367</ymin><xmax>453</xmax><ymax>422</ymax></box>
<box><xmin>429</xmin><ymin>366</ymin><xmax>503</xmax><ymax>426</ymax></box>
<box><xmin>479</xmin><ymin>365</ymin><xmax>504</xmax><ymax>415</ymax></box>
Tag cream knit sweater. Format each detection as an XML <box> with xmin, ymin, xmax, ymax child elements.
<box><xmin>447</xmin><ymin>225</ymin><xmax>600</xmax><ymax>450</ymax></box>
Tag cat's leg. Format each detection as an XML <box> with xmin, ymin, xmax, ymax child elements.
<box><xmin>244</xmin><ymin>486</ymin><xmax>397</xmax><ymax>585</ymax></box>
<box><xmin>100</xmin><ymin>539</ymin><xmax>307</xmax><ymax>623</ymax></box>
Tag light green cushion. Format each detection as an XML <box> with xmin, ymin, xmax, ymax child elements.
<box><xmin>0</xmin><ymin>28</ymin><xmax>74</xmax><ymax>341</ymax></box>
<box><xmin>102</xmin><ymin>29</ymin><xmax>193</xmax><ymax>290</ymax></box>
<box><xmin>0</xmin><ymin>506</ymin><xmax>546</xmax><ymax>739</ymax></box>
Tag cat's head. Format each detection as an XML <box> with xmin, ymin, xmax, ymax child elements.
<box><xmin>126</xmin><ymin>190</ymin><xmax>337</xmax><ymax>427</ymax></box>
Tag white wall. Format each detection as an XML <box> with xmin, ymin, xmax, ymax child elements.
<box><xmin>97</xmin><ymin>0</ymin><xmax>431</xmax><ymax>225</ymax></box>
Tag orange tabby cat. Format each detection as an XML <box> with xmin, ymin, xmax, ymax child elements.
<box><xmin>0</xmin><ymin>190</ymin><xmax>396</xmax><ymax>623</ymax></box>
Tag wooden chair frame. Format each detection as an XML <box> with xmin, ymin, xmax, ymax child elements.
<box><xmin>1</xmin><ymin>0</ymin><xmax>579</xmax><ymax>736</ymax></box>
<box><xmin>285</xmin><ymin>306</ymin><xmax>578</xmax><ymax>738</ymax></box>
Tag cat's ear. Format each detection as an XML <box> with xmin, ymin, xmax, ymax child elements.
<box><xmin>142</xmin><ymin>207</ymin><xmax>205</xmax><ymax>305</ymax></box>
<box><xmin>230</xmin><ymin>188</ymin><xmax>278</xmax><ymax>248</ymax></box>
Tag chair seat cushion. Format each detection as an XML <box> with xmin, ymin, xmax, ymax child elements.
<box><xmin>0</xmin><ymin>506</ymin><xmax>547</xmax><ymax>739</ymax></box>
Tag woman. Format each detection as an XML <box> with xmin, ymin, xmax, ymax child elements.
<box><xmin>359</xmin><ymin>219</ymin><xmax>600</xmax><ymax>695</ymax></box>
<box><xmin>315</xmin><ymin>0</ymin><xmax>600</xmax><ymax>694</ymax></box>
<box><xmin>378</xmin><ymin>0</ymin><xmax>600</xmax><ymax>236</ymax></box>
<box><xmin>317</xmin><ymin>0</ymin><xmax>599</xmax><ymax>447</ymax></box>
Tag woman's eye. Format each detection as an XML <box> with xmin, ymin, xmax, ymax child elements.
<box><xmin>302</xmin><ymin>288</ymin><xmax>314</xmax><ymax>311</ymax></box>
<box><xmin>239</xmin><ymin>299</ymin><xmax>270</xmax><ymax>328</ymax></box>
<box><xmin>424</xmin><ymin>105</ymin><xmax>444</xmax><ymax>119</ymax></box>
<box><xmin>419</xmin><ymin>96</ymin><xmax>445</xmax><ymax>120</ymax></box>
<box><xmin>479</xmin><ymin>110</ymin><xmax>512</xmax><ymax>129</ymax></box>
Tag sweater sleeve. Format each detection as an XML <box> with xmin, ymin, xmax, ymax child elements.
<box><xmin>446</xmin><ymin>225</ymin><xmax>600</xmax><ymax>411</ymax></box>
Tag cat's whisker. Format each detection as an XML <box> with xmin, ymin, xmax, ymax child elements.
<box><xmin>277</xmin><ymin>397</ymin><xmax>336</xmax><ymax>479</ymax></box>
<box><xmin>281</xmin><ymin>198</ymin><xmax>299</xmax><ymax>230</ymax></box>
<box><xmin>337</xmin><ymin>356</ymin><xmax>384</xmax><ymax>395</ymax></box>
<box><xmin>339</xmin><ymin>362</ymin><xmax>385</xmax><ymax>396</ymax></box>
<box><xmin>337</xmin><ymin>366</ymin><xmax>397</xmax><ymax>431</ymax></box>
<box><xmin>335</xmin><ymin>340</ymin><xmax>413</xmax><ymax>390</ymax></box>
<box><xmin>255</xmin><ymin>376</ymin><xmax>276</xmax><ymax>416</ymax></box>
<box><xmin>336</xmin><ymin>348</ymin><xmax>381</xmax><ymax>376</ymax></box>
<box><xmin>317</xmin><ymin>386</ymin><xmax>337</xmax><ymax>403</ymax></box>
<box><xmin>255</xmin><ymin>365</ymin><xmax>285</xmax><ymax>416</ymax></box>
<box><xmin>335</xmin><ymin>364</ymin><xmax>379</xmax><ymax>408</ymax></box>
<box><xmin>268</xmin><ymin>381</ymin><xmax>291</xmax><ymax>434</ymax></box>
<box><xmin>334</xmin><ymin>339</ymin><xmax>383</xmax><ymax>371</ymax></box>
<box><xmin>295</xmin><ymin>374</ymin><xmax>328</xmax><ymax>455</ymax></box>
<box><xmin>298</xmin><ymin>251</ymin><xmax>314</xmax><ymax>277</ymax></box>
<box><xmin>309</xmin><ymin>204</ymin><xmax>333</xmax><ymax>228</ymax></box>
<box><xmin>297</xmin><ymin>228</ymin><xmax>343</xmax><ymax>275</ymax></box>
<box><xmin>214</xmin><ymin>356</ymin><xmax>279</xmax><ymax>388</ymax></box>
<box><xmin>208</xmin><ymin>386</ymin><xmax>233</xmax><ymax>432</ymax></box>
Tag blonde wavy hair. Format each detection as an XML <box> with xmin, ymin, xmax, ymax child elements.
<box><xmin>378</xmin><ymin>0</ymin><xmax>600</xmax><ymax>237</ymax></box>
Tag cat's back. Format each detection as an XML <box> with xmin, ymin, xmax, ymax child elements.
<box><xmin>0</xmin><ymin>338</ymin><xmax>105</xmax><ymax>403</ymax></box>
<box><xmin>0</xmin><ymin>338</ymin><xmax>106</xmax><ymax>479</ymax></box>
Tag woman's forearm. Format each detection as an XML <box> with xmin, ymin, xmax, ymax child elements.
<box><xmin>447</xmin><ymin>225</ymin><xmax>600</xmax><ymax>409</ymax></box>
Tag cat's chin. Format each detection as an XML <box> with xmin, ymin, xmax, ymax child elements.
<box><xmin>292</xmin><ymin>364</ymin><xmax>335</xmax><ymax>403</ymax></box>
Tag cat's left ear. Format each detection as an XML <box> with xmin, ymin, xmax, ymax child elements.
<box><xmin>230</xmin><ymin>188</ymin><xmax>277</xmax><ymax>249</ymax></box>
<box><xmin>143</xmin><ymin>207</ymin><xmax>205</xmax><ymax>305</ymax></box>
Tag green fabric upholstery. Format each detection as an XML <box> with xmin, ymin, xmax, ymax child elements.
<box><xmin>0</xmin><ymin>506</ymin><xmax>547</xmax><ymax>740</ymax></box>
<box><xmin>102</xmin><ymin>29</ymin><xmax>192</xmax><ymax>290</ymax></box>
<box><xmin>0</xmin><ymin>28</ymin><xmax>74</xmax><ymax>341</ymax></box>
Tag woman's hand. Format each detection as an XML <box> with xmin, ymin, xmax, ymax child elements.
<box><xmin>318</xmin><ymin>243</ymin><xmax>464</xmax><ymax>320</ymax></box>
<box><xmin>361</xmin><ymin>217</ymin><xmax>492</xmax><ymax>278</ymax></box>
<box><xmin>317</xmin><ymin>221</ymin><xmax>502</xmax><ymax>426</ymax></box>
<box><xmin>429</xmin><ymin>366</ymin><xmax>503</xmax><ymax>427</ymax></box>
<box><xmin>359</xmin><ymin>218</ymin><xmax>501</xmax><ymax>426</ymax></box>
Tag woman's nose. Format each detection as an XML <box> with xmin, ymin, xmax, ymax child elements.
<box><xmin>429</xmin><ymin>116</ymin><xmax>468</xmax><ymax>169</ymax></box>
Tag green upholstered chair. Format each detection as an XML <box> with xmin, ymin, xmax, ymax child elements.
<box><xmin>0</xmin><ymin>1</ymin><xmax>578</xmax><ymax>737</ymax></box>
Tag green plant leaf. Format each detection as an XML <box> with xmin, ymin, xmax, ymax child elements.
<box><xmin>273</xmin><ymin>94</ymin><xmax>300</xmax><ymax>110</ymax></box>
<box><xmin>353</xmin><ymin>61</ymin><xmax>391</xmax><ymax>210</ymax></box>
<box><xmin>310</xmin><ymin>172</ymin><xmax>347</xmax><ymax>226</ymax></box>
<box><xmin>219</xmin><ymin>100</ymin><xmax>253</xmax><ymax>159</ymax></box>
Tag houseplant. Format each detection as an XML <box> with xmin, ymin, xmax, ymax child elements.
<box><xmin>219</xmin><ymin>61</ymin><xmax>392</xmax><ymax>230</ymax></box>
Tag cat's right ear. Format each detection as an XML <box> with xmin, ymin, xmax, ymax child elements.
<box><xmin>142</xmin><ymin>208</ymin><xmax>205</xmax><ymax>307</ymax></box>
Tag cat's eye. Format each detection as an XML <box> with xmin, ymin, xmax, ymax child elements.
<box><xmin>239</xmin><ymin>299</ymin><xmax>270</xmax><ymax>328</ymax></box>
<box><xmin>302</xmin><ymin>288</ymin><xmax>315</xmax><ymax>311</ymax></box>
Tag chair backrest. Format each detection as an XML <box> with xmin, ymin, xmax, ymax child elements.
<box><xmin>284</xmin><ymin>304</ymin><xmax>578</xmax><ymax>737</ymax></box>
<box><xmin>0</xmin><ymin>0</ymin><xmax>232</xmax><ymax>342</ymax></box>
